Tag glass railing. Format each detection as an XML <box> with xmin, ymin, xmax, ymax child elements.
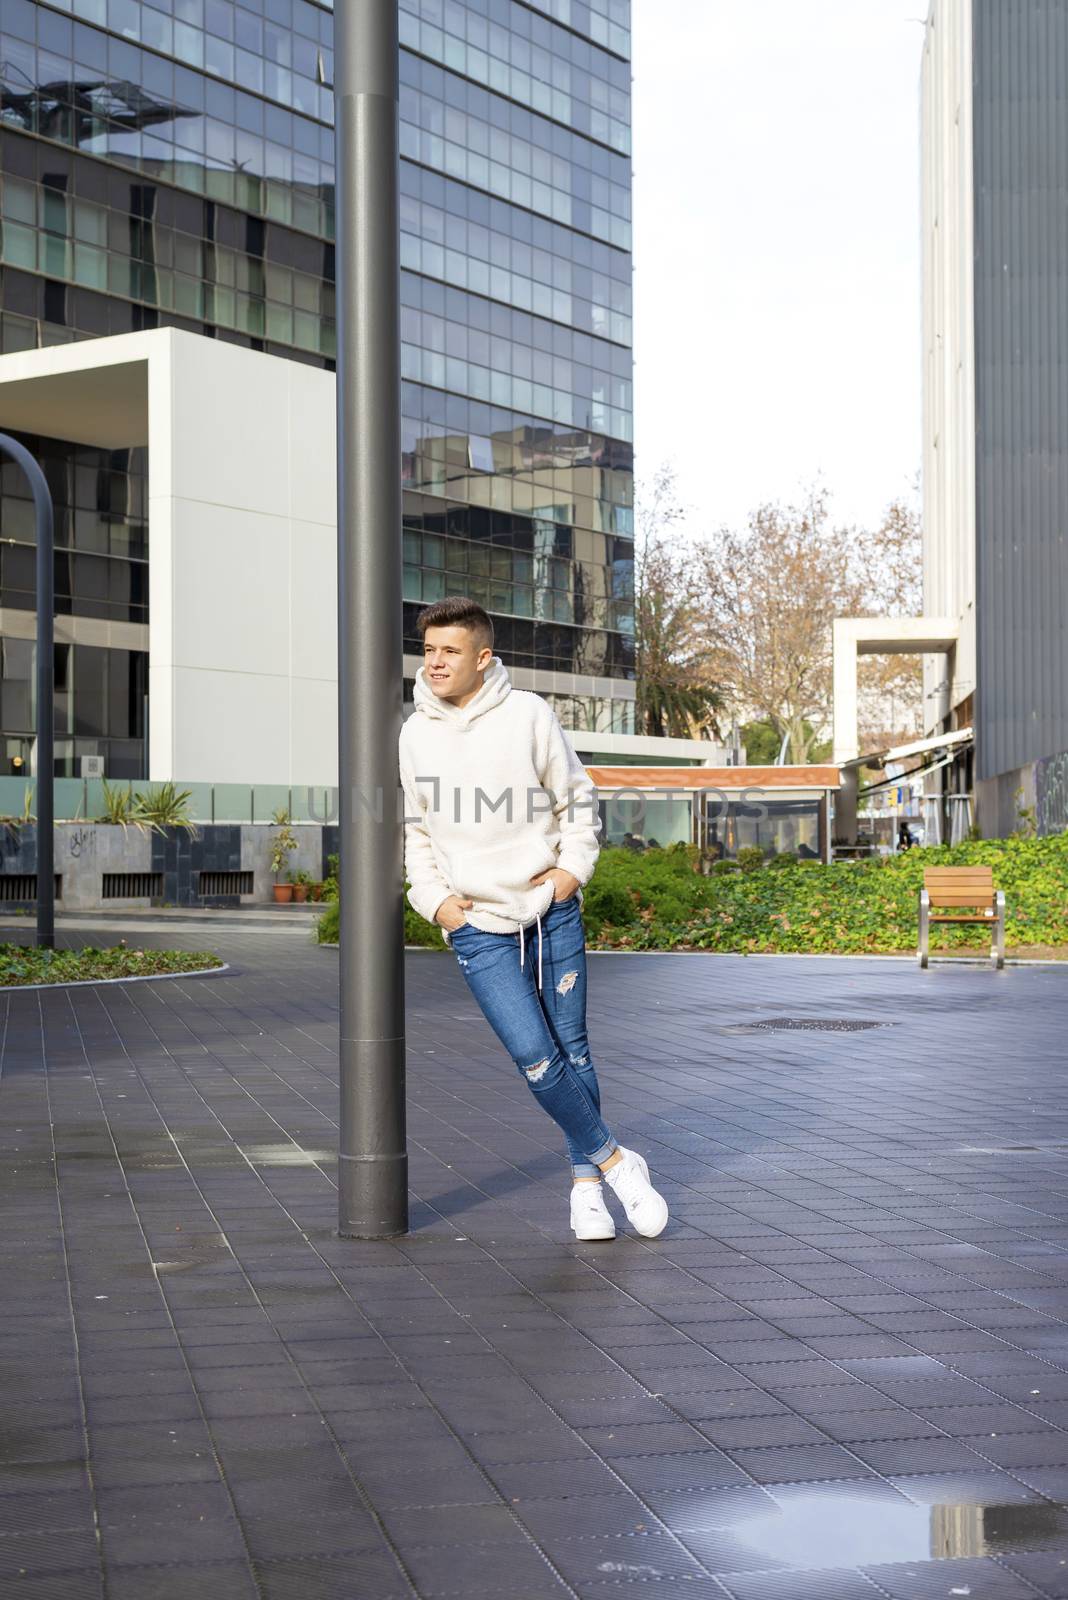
<box><xmin>0</xmin><ymin>779</ymin><xmax>341</xmax><ymax>826</ymax></box>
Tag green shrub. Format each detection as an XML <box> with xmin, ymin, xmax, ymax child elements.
<box><xmin>133</xmin><ymin>782</ymin><xmax>197</xmax><ymax>833</ymax></box>
<box><xmin>317</xmin><ymin>899</ymin><xmax>339</xmax><ymax>943</ymax></box>
<box><xmin>97</xmin><ymin>780</ymin><xmax>139</xmax><ymax>829</ymax></box>
<box><xmin>579</xmin><ymin>835</ymin><xmax>1068</xmax><ymax>955</ymax></box>
<box><xmin>317</xmin><ymin>894</ymin><xmax>444</xmax><ymax>947</ymax></box>
<box><xmin>581</xmin><ymin>879</ymin><xmax>634</xmax><ymax>926</ymax></box>
<box><xmin>710</xmin><ymin>858</ymin><xmax>741</xmax><ymax>875</ymax></box>
<box><xmin>318</xmin><ymin>835</ymin><xmax>1068</xmax><ymax>956</ymax></box>
<box><xmin>736</xmin><ymin>846</ymin><xmax>766</xmax><ymax>873</ymax></box>
<box><xmin>769</xmin><ymin>851</ymin><xmax>798</xmax><ymax>868</ymax></box>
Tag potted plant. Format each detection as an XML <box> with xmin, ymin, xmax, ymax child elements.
<box><xmin>270</xmin><ymin>809</ymin><xmax>297</xmax><ymax>902</ymax></box>
<box><xmin>292</xmin><ymin>869</ymin><xmax>311</xmax><ymax>904</ymax></box>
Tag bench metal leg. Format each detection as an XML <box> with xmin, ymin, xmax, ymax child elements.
<box><xmin>992</xmin><ymin>889</ymin><xmax>1005</xmax><ymax>969</ymax></box>
<box><xmin>918</xmin><ymin>889</ymin><xmax>930</xmax><ymax>968</ymax></box>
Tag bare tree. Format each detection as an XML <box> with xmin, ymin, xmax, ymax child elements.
<box><xmin>694</xmin><ymin>490</ymin><xmax>862</xmax><ymax>764</ymax></box>
<box><xmin>634</xmin><ymin>467</ymin><xmax>724</xmax><ymax>740</ymax></box>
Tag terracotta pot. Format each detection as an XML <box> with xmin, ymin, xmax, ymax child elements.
<box><xmin>293</xmin><ymin>883</ymin><xmax>309</xmax><ymax>903</ymax></box>
<box><xmin>310</xmin><ymin>883</ymin><xmax>324</xmax><ymax>902</ymax></box>
<box><xmin>273</xmin><ymin>883</ymin><xmax>294</xmax><ymax>903</ymax></box>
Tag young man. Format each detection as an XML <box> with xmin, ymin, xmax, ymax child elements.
<box><xmin>399</xmin><ymin>595</ymin><xmax>669</xmax><ymax>1242</ymax></box>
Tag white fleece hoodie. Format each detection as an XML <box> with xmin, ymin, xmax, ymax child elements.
<box><xmin>398</xmin><ymin>656</ymin><xmax>601</xmax><ymax>940</ymax></box>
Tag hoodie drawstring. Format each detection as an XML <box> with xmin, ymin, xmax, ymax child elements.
<box><xmin>518</xmin><ymin>911</ymin><xmax>544</xmax><ymax>993</ymax></box>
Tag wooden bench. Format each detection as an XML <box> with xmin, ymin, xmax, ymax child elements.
<box><xmin>918</xmin><ymin>866</ymin><xmax>1005</xmax><ymax>969</ymax></box>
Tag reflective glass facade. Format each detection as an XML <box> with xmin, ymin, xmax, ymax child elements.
<box><xmin>0</xmin><ymin>0</ymin><xmax>634</xmax><ymax>766</ymax></box>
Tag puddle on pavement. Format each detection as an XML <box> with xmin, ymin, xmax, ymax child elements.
<box><xmin>729</xmin><ymin>1494</ymin><xmax>1068</xmax><ymax>1569</ymax></box>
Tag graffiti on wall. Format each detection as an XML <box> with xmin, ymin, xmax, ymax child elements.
<box><xmin>1037</xmin><ymin>750</ymin><xmax>1068</xmax><ymax>836</ymax></box>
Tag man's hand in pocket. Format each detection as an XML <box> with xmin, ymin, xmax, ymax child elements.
<box><xmin>530</xmin><ymin>868</ymin><xmax>580</xmax><ymax>903</ymax></box>
<box><xmin>436</xmin><ymin>894</ymin><xmax>473</xmax><ymax>931</ymax></box>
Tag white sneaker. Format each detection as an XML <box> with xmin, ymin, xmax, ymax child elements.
<box><xmin>570</xmin><ymin>1181</ymin><xmax>616</xmax><ymax>1241</ymax></box>
<box><xmin>603</xmin><ymin>1148</ymin><xmax>669</xmax><ymax>1238</ymax></box>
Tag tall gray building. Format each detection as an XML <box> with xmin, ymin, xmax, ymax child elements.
<box><xmin>922</xmin><ymin>0</ymin><xmax>1068</xmax><ymax>834</ymax></box>
<box><xmin>0</xmin><ymin>0</ymin><xmax>636</xmax><ymax>778</ymax></box>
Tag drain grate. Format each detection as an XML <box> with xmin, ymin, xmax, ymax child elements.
<box><xmin>749</xmin><ymin>1018</ymin><xmax>892</xmax><ymax>1033</ymax></box>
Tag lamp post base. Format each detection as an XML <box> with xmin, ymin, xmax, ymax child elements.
<box><xmin>338</xmin><ymin>1151</ymin><xmax>409</xmax><ymax>1239</ymax></box>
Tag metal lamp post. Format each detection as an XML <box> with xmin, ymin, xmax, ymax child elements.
<box><xmin>335</xmin><ymin>0</ymin><xmax>408</xmax><ymax>1237</ymax></box>
<box><xmin>0</xmin><ymin>433</ymin><xmax>54</xmax><ymax>950</ymax></box>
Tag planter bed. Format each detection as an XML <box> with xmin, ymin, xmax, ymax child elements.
<box><xmin>0</xmin><ymin>944</ymin><xmax>224</xmax><ymax>988</ymax></box>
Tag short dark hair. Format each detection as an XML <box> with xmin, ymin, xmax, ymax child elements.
<box><xmin>416</xmin><ymin>595</ymin><xmax>494</xmax><ymax>652</ymax></box>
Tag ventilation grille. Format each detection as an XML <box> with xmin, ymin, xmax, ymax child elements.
<box><xmin>198</xmin><ymin>870</ymin><xmax>253</xmax><ymax>897</ymax></box>
<box><xmin>102</xmin><ymin>872</ymin><xmax>163</xmax><ymax>899</ymax></box>
<box><xmin>0</xmin><ymin>874</ymin><xmax>62</xmax><ymax>901</ymax></box>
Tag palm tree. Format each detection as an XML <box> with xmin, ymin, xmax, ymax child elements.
<box><xmin>634</xmin><ymin>470</ymin><xmax>724</xmax><ymax>741</ymax></box>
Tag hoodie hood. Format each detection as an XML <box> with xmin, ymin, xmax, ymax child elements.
<box><xmin>413</xmin><ymin>655</ymin><xmax>512</xmax><ymax>729</ymax></box>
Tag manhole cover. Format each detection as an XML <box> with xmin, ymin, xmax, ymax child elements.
<box><xmin>749</xmin><ymin>1018</ymin><xmax>892</xmax><ymax>1033</ymax></box>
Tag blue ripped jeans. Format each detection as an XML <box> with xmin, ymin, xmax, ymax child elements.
<box><xmin>450</xmin><ymin>895</ymin><xmax>618</xmax><ymax>1179</ymax></box>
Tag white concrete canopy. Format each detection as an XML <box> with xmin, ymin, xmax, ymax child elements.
<box><xmin>832</xmin><ymin>616</ymin><xmax>959</xmax><ymax>765</ymax></box>
<box><xmin>0</xmin><ymin>329</ymin><xmax>338</xmax><ymax>784</ymax></box>
<box><xmin>0</xmin><ymin>352</ymin><xmax>149</xmax><ymax>448</ymax></box>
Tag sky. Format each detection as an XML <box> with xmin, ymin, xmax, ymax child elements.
<box><xmin>631</xmin><ymin>0</ymin><xmax>927</xmax><ymax>537</ymax></box>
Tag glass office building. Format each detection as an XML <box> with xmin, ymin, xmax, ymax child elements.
<box><xmin>0</xmin><ymin>0</ymin><xmax>634</xmax><ymax>776</ymax></box>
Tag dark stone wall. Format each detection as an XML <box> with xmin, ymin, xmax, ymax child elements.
<box><xmin>151</xmin><ymin>826</ymin><xmax>243</xmax><ymax>907</ymax></box>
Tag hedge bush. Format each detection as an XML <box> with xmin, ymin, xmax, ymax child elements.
<box><xmin>582</xmin><ymin>835</ymin><xmax>1068</xmax><ymax>954</ymax></box>
<box><xmin>318</xmin><ymin>835</ymin><xmax>1068</xmax><ymax>956</ymax></box>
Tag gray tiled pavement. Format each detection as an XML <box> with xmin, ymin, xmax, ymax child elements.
<box><xmin>3</xmin><ymin>923</ymin><xmax>1068</xmax><ymax>1598</ymax></box>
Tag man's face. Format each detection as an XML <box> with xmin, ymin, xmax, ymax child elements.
<box><xmin>422</xmin><ymin>625</ymin><xmax>491</xmax><ymax>701</ymax></box>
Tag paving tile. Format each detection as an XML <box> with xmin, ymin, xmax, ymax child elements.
<box><xmin>0</xmin><ymin>1529</ymin><xmax>99</xmax><ymax>1578</ymax></box>
<box><xmin>888</xmin><ymin>1472</ymin><xmax>1046</xmax><ymax>1506</ymax></box>
<box><xmin>0</xmin><ymin>1492</ymin><xmax>94</xmax><ymax>1537</ymax></box>
<box><xmin>99</xmin><ymin>1516</ymin><xmax>247</xmax><ymax>1567</ymax></box>
<box><xmin>637</xmin><ymin>1485</ymin><xmax>782</xmax><ymax>1535</ymax></box>
<box><xmin>240</xmin><ymin>1512</ymin><xmax>382</xmax><ymax>1560</ymax></box>
<box><xmin>696</xmin><ymin>1414</ymin><xmax>827</xmax><ymax>1449</ymax></box>
<box><xmin>401</xmin><ymin>1537</ymin><xmax>569</xmax><ymax>1595</ymax></box>
<box><xmin>579</xmin><ymin>1423</ymin><xmax>710</xmax><ymax>1457</ymax></box>
<box><xmin>997</xmin><ymin>1551</ymin><xmax>1068</xmax><ymax>1597</ymax></box>
<box><xmin>514</xmin><ymin>1492</ymin><xmax>656</xmax><ymax>1542</ymax></box>
<box><xmin>848</xmin><ymin>1437</ymin><xmax>991</xmax><ymax>1475</ymax></box>
<box><xmin>612</xmin><ymin>1450</ymin><xmax>748</xmax><ymax>1494</ymax></box>
<box><xmin>486</xmin><ymin>1457</ymin><xmax>623</xmax><ymax>1501</ymax></box>
<box><xmin>724</xmin><ymin>1444</ymin><xmax>874</xmax><ymax>1485</ymax></box>
<box><xmin>102</xmin><ymin>1563</ymin><xmax>260</xmax><ymax>1599</ymax></box>
<box><xmin>0</xmin><ymin>1574</ymin><xmax>103</xmax><ymax>1600</ymax></box>
<box><xmin>861</xmin><ymin>1555</ymin><xmax>1045</xmax><ymax>1598</ymax></box>
<box><xmin>254</xmin><ymin>1551</ymin><xmax>412</xmax><ymax>1598</ymax></box>
<box><xmin>378</xmin><ymin>1503</ymin><xmax>522</xmax><ymax>1550</ymax></box>
<box><xmin>7</xmin><ymin>934</ymin><xmax>1068</xmax><ymax>1597</ymax></box>
<box><xmin>718</xmin><ymin>1567</ymin><xmax>882</xmax><ymax>1599</ymax></box>
<box><xmin>547</xmin><ymin>1528</ymin><xmax>708</xmax><ymax>1586</ymax></box>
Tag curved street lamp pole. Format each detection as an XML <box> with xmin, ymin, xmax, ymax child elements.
<box><xmin>0</xmin><ymin>433</ymin><xmax>54</xmax><ymax>950</ymax></box>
